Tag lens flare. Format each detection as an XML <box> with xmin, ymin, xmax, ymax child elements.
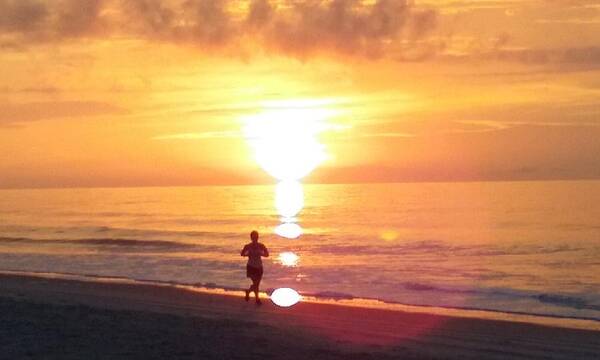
<box><xmin>271</xmin><ymin>287</ymin><xmax>302</xmax><ymax>307</ymax></box>
<box><xmin>380</xmin><ymin>230</ymin><xmax>398</xmax><ymax>241</ymax></box>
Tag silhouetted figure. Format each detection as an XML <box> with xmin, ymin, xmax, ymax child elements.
<box><xmin>241</xmin><ymin>230</ymin><xmax>269</xmax><ymax>305</ymax></box>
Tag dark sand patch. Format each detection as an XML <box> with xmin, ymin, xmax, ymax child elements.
<box><xmin>1</xmin><ymin>274</ymin><xmax>598</xmax><ymax>359</ymax></box>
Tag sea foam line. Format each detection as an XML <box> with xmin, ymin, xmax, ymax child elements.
<box><xmin>0</xmin><ymin>269</ymin><xmax>598</xmax><ymax>332</ymax></box>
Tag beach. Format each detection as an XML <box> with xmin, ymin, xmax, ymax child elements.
<box><xmin>1</xmin><ymin>273</ymin><xmax>598</xmax><ymax>359</ymax></box>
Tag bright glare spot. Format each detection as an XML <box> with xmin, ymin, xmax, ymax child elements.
<box><xmin>243</xmin><ymin>101</ymin><xmax>338</xmax><ymax>180</ymax></box>
<box><xmin>380</xmin><ymin>230</ymin><xmax>398</xmax><ymax>241</ymax></box>
<box><xmin>278</xmin><ymin>251</ymin><xmax>300</xmax><ymax>267</ymax></box>
<box><xmin>274</xmin><ymin>222</ymin><xmax>303</xmax><ymax>239</ymax></box>
<box><xmin>275</xmin><ymin>180</ymin><xmax>303</xmax><ymax>218</ymax></box>
<box><xmin>271</xmin><ymin>287</ymin><xmax>301</xmax><ymax>307</ymax></box>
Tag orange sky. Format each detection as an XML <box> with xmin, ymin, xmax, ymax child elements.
<box><xmin>1</xmin><ymin>0</ymin><xmax>599</xmax><ymax>188</ymax></box>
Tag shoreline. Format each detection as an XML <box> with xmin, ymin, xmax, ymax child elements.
<box><xmin>1</xmin><ymin>272</ymin><xmax>599</xmax><ymax>359</ymax></box>
<box><xmin>2</xmin><ymin>269</ymin><xmax>599</xmax><ymax>332</ymax></box>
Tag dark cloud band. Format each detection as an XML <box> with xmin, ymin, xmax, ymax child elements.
<box><xmin>0</xmin><ymin>0</ymin><xmax>437</xmax><ymax>59</ymax></box>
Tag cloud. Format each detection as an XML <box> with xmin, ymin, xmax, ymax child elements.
<box><xmin>0</xmin><ymin>85</ymin><xmax>60</xmax><ymax>94</ymax></box>
<box><xmin>0</xmin><ymin>0</ymin><xmax>47</xmax><ymax>33</ymax></box>
<box><xmin>125</xmin><ymin>0</ymin><xmax>236</xmax><ymax>46</ymax></box>
<box><xmin>1</xmin><ymin>0</ymin><xmax>599</xmax><ymax>66</ymax></box>
<box><xmin>0</xmin><ymin>0</ymin><xmax>438</xmax><ymax>59</ymax></box>
<box><xmin>123</xmin><ymin>0</ymin><xmax>439</xmax><ymax>57</ymax></box>
<box><xmin>0</xmin><ymin>0</ymin><xmax>104</xmax><ymax>44</ymax></box>
<box><xmin>0</xmin><ymin>101</ymin><xmax>126</xmax><ymax>125</ymax></box>
<box><xmin>420</xmin><ymin>0</ymin><xmax>520</xmax><ymax>13</ymax></box>
<box><xmin>152</xmin><ymin>131</ymin><xmax>241</xmax><ymax>140</ymax></box>
<box><xmin>442</xmin><ymin>39</ymin><xmax>600</xmax><ymax>69</ymax></box>
<box><xmin>254</xmin><ymin>0</ymin><xmax>437</xmax><ymax>58</ymax></box>
<box><xmin>489</xmin><ymin>47</ymin><xmax>600</xmax><ymax>67</ymax></box>
<box><xmin>55</xmin><ymin>0</ymin><xmax>103</xmax><ymax>38</ymax></box>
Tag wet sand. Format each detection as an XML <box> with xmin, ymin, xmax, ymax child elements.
<box><xmin>0</xmin><ymin>273</ymin><xmax>598</xmax><ymax>359</ymax></box>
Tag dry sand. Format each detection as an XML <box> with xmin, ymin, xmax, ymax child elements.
<box><xmin>0</xmin><ymin>273</ymin><xmax>598</xmax><ymax>359</ymax></box>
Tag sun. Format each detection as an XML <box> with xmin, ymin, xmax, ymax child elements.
<box><xmin>242</xmin><ymin>99</ymin><xmax>338</xmax><ymax>181</ymax></box>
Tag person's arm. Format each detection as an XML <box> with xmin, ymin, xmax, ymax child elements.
<box><xmin>262</xmin><ymin>244</ymin><xmax>269</xmax><ymax>257</ymax></box>
<box><xmin>241</xmin><ymin>245</ymin><xmax>248</xmax><ymax>257</ymax></box>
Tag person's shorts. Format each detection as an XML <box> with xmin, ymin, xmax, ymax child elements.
<box><xmin>246</xmin><ymin>265</ymin><xmax>263</xmax><ymax>279</ymax></box>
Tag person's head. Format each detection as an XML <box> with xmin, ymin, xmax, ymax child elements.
<box><xmin>250</xmin><ymin>230</ymin><xmax>259</xmax><ymax>243</ymax></box>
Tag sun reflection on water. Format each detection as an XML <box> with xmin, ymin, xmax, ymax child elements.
<box><xmin>274</xmin><ymin>222</ymin><xmax>303</xmax><ymax>239</ymax></box>
<box><xmin>242</xmin><ymin>99</ymin><xmax>338</xmax><ymax>308</ymax></box>
<box><xmin>278</xmin><ymin>251</ymin><xmax>300</xmax><ymax>267</ymax></box>
<box><xmin>274</xmin><ymin>180</ymin><xmax>304</xmax><ymax>239</ymax></box>
<box><xmin>275</xmin><ymin>180</ymin><xmax>304</xmax><ymax>218</ymax></box>
<box><xmin>270</xmin><ymin>288</ymin><xmax>302</xmax><ymax>307</ymax></box>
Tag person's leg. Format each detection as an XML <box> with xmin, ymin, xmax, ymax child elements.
<box><xmin>252</xmin><ymin>276</ymin><xmax>261</xmax><ymax>304</ymax></box>
<box><xmin>245</xmin><ymin>266</ymin><xmax>254</xmax><ymax>301</ymax></box>
<box><xmin>245</xmin><ymin>285</ymin><xmax>251</xmax><ymax>301</ymax></box>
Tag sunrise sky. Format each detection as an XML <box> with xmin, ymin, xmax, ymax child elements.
<box><xmin>1</xmin><ymin>0</ymin><xmax>599</xmax><ymax>188</ymax></box>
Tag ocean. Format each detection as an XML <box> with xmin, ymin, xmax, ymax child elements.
<box><xmin>1</xmin><ymin>181</ymin><xmax>599</xmax><ymax>321</ymax></box>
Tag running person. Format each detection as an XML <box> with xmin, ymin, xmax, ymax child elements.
<box><xmin>241</xmin><ymin>230</ymin><xmax>269</xmax><ymax>304</ymax></box>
